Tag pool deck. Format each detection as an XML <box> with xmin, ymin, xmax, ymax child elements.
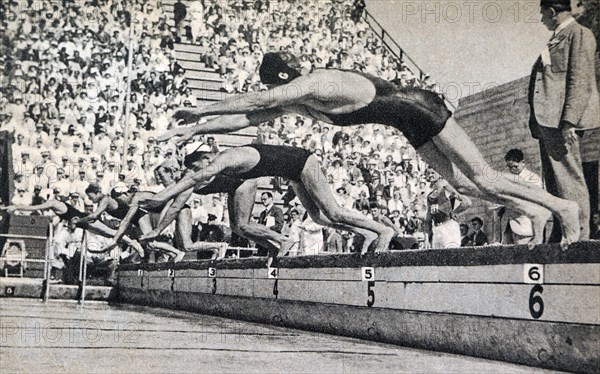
<box><xmin>0</xmin><ymin>298</ymin><xmax>562</xmax><ymax>373</ymax></box>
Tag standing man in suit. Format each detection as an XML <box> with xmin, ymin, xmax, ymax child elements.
<box><xmin>257</xmin><ymin>192</ymin><xmax>284</xmax><ymax>256</ymax></box>
<box><xmin>468</xmin><ymin>217</ymin><xmax>489</xmax><ymax>247</ymax></box>
<box><xmin>529</xmin><ymin>0</ymin><xmax>600</xmax><ymax>241</ymax></box>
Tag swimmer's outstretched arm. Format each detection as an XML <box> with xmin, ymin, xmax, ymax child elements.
<box><xmin>172</xmin><ymin>73</ymin><xmax>323</xmax><ymax>124</ymax></box>
<box><xmin>159</xmin><ymin>109</ymin><xmax>284</xmax><ymax>143</ymax></box>
<box><xmin>144</xmin><ymin>188</ymin><xmax>194</xmax><ymax>240</ymax></box>
<box><xmin>1</xmin><ymin>200</ymin><xmax>61</xmax><ymax>214</ymax></box>
<box><xmin>79</xmin><ymin>196</ymin><xmax>110</xmax><ymax>224</ymax></box>
<box><xmin>139</xmin><ymin>174</ymin><xmax>214</xmax><ymax>209</ymax></box>
<box><xmin>112</xmin><ymin>198</ymin><xmax>141</xmax><ymax>243</ymax></box>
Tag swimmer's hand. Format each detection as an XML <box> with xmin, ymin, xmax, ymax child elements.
<box><xmin>156</xmin><ymin>125</ymin><xmax>188</xmax><ymax>143</ymax></box>
<box><xmin>172</xmin><ymin>108</ymin><xmax>203</xmax><ymax>125</ymax></box>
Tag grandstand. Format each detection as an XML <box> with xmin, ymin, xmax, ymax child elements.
<box><xmin>0</xmin><ymin>1</ymin><xmax>598</xmax><ymax>373</ymax></box>
<box><xmin>1</xmin><ymin>0</ymin><xmax>455</xmax><ymax>266</ymax></box>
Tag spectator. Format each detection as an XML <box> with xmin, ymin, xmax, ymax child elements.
<box><xmin>468</xmin><ymin>217</ymin><xmax>489</xmax><ymax>246</ymax></box>
<box><xmin>460</xmin><ymin>223</ymin><xmax>470</xmax><ymax>247</ymax></box>
<box><xmin>325</xmin><ymin>229</ymin><xmax>344</xmax><ymax>253</ymax></box>
<box><xmin>591</xmin><ymin>211</ymin><xmax>600</xmax><ymax>240</ymax></box>
<box><xmin>500</xmin><ymin>149</ymin><xmax>546</xmax><ymax>244</ymax></box>
<box><xmin>282</xmin><ymin>208</ymin><xmax>302</xmax><ymax>256</ymax></box>
<box><xmin>528</xmin><ymin>0</ymin><xmax>599</xmax><ymax>242</ymax></box>
<box><xmin>173</xmin><ymin>0</ymin><xmax>188</xmax><ymax>41</ymax></box>
<box><xmin>424</xmin><ymin>168</ymin><xmax>470</xmax><ymax>249</ymax></box>
<box><xmin>299</xmin><ymin>215</ymin><xmax>323</xmax><ymax>256</ymax></box>
<box><xmin>257</xmin><ymin>192</ymin><xmax>284</xmax><ymax>256</ymax></box>
<box><xmin>206</xmin><ymin>195</ymin><xmax>224</xmax><ymax>223</ymax></box>
<box><xmin>258</xmin><ymin>192</ymin><xmax>284</xmax><ymax>232</ymax></box>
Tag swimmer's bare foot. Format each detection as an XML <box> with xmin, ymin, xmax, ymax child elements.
<box><xmin>558</xmin><ymin>201</ymin><xmax>581</xmax><ymax>250</ymax></box>
<box><xmin>212</xmin><ymin>244</ymin><xmax>227</xmax><ymax>260</ymax></box>
<box><xmin>374</xmin><ymin>227</ymin><xmax>395</xmax><ymax>253</ymax></box>
<box><xmin>172</xmin><ymin>250</ymin><xmax>185</xmax><ymax>263</ymax></box>
<box><xmin>101</xmin><ymin>240</ymin><xmax>119</xmax><ymax>254</ymax></box>
<box><xmin>266</xmin><ymin>256</ymin><xmax>273</xmax><ymax>268</ymax></box>
<box><xmin>139</xmin><ymin>230</ymin><xmax>160</xmax><ymax>242</ymax></box>
<box><xmin>280</xmin><ymin>240</ymin><xmax>295</xmax><ymax>257</ymax></box>
<box><xmin>360</xmin><ymin>231</ymin><xmax>378</xmax><ymax>255</ymax></box>
<box><xmin>527</xmin><ymin>208</ymin><xmax>551</xmax><ymax>251</ymax></box>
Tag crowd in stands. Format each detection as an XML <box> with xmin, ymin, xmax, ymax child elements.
<box><xmin>0</xmin><ymin>0</ymin><xmax>487</xmax><ymax>269</ymax></box>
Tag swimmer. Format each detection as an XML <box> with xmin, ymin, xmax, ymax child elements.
<box><xmin>159</xmin><ymin>51</ymin><xmax>580</xmax><ymax>248</ymax></box>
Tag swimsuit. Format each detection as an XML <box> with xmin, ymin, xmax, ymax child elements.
<box><xmin>233</xmin><ymin>144</ymin><xmax>312</xmax><ymax>181</ymax></box>
<box><xmin>325</xmin><ymin>70</ymin><xmax>452</xmax><ymax>149</ymax></box>
<box><xmin>56</xmin><ymin>203</ymin><xmax>87</xmax><ymax>222</ymax></box>
<box><xmin>195</xmin><ymin>174</ymin><xmax>245</xmax><ymax>195</ymax></box>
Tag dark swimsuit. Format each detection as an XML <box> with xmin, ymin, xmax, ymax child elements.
<box><xmin>56</xmin><ymin>203</ymin><xmax>87</xmax><ymax>222</ymax></box>
<box><xmin>229</xmin><ymin>144</ymin><xmax>312</xmax><ymax>181</ymax></box>
<box><xmin>109</xmin><ymin>199</ymin><xmax>147</xmax><ymax>225</ymax></box>
<box><xmin>324</xmin><ymin>70</ymin><xmax>452</xmax><ymax>149</ymax></box>
<box><xmin>195</xmin><ymin>174</ymin><xmax>245</xmax><ymax>195</ymax></box>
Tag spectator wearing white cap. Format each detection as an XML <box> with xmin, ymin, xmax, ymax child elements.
<box><xmin>31</xmin><ymin>122</ymin><xmax>50</xmax><ymax>147</ymax></box>
<box><xmin>71</xmin><ymin>168</ymin><xmax>90</xmax><ymax>197</ymax></box>
<box><xmin>11</xmin><ymin>187</ymin><xmax>31</xmax><ymax>207</ymax></box>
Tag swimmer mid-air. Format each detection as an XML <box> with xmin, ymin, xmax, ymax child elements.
<box><xmin>159</xmin><ymin>51</ymin><xmax>580</xmax><ymax>249</ymax></box>
<box><xmin>138</xmin><ymin>151</ymin><xmax>298</xmax><ymax>266</ymax></box>
<box><xmin>140</xmin><ymin>144</ymin><xmax>396</xmax><ymax>259</ymax></box>
<box><xmin>1</xmin><ymin>200</ymin><xmax>145</xmax><ymax>258</ymax></box>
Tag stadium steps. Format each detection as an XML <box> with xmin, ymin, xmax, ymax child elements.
<box><xmin>190</xmin><ymin>88</ymin><xmax>235</xmax><ymax>102</ymax></box>
<box><xmin>178</xmin><ymin>62</ymin><xmax>221</xmax><ymax>80</ymax></box>
<box><xmin>174</xmin><ymin>50</ymin><xmax>207</xmax><ymax>61</ymax></box>
<box><xmin>174</xmin><ymin>43</ymin><xmax>207</xmax><ymax>54</ymax></box>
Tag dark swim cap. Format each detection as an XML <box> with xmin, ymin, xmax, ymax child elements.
<box><xmin>259</xmin><ymin>52</ymin><xmax>302</xmax><ymax>85</ymax></box>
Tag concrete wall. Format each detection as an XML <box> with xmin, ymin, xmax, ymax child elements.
<box><xmin>115</xmin><ymin>243</ymin><xmax>600</xmax><ymax>373</ymax></box>
<box><xmin>454</xmin><ymin>72</ymin><xmax>600</xmax><ymax>239</ymax></box>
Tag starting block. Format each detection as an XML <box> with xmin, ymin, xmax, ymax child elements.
<box><xmin>117</xmin><ymin>242</ymin><xmax>600</xmax><ymax>373</ymax></box>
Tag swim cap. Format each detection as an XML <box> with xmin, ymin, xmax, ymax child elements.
<box><xmin>184</xmin><ymin>150</ymin><xmax>212</xmax><ymax>169</ymax></box>
<box><xmin>259</xmin><ymin>52</ymin><xmax>302</xmax><ymax>85</ymax></box>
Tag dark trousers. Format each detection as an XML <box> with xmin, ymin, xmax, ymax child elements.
<box><xmin>538</xmin><ymin>126</ymin><xmax>590</xmax><ymax>241</ymax></box>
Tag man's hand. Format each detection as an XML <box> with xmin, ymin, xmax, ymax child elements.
<box><xmin>560</xmin><ymin>121</ymin><xmax>578</xmax><ymax>146</ymax></box>
<box><xmin>172</xmin><ymin>108</ymin><xmax>203</xmax><ymax>124</ymax></box>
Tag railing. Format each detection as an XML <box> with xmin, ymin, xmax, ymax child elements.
<box><xmin>362</xmin><ymin>8</ymin><xmax>456</xmax><ymax>111</ymax></box>
<box><xmin>0</xmin><ymin>224</ymin><xmax>263</xmax><ymax>302</ymax></box>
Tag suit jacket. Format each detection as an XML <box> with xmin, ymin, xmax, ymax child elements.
<box><xmin>528</xmin><ymin>20</ymin><xmax>599</xmax><ymax>138</ymax></box>
<box><xmin>259</xmin><ymin>205</ymin><xmax>284</xmax><ymax>233</ymax></box>
<box><xmin>468</xmin><ymin>231</ymin><xmax>488</xmax><ymax>247</ymax></box>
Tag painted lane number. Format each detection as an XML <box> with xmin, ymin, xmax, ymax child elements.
<box><xmin>367</xmin><ymin>281</ymin><xmax>375</xmax><ymax>307</ymax></box>
<box><xmin>529</xmin><ymin>284</ymin><xmax>544</xmax><ymax>319</ymax></box>
<box><xmin>362</xmin><ymin>267</ymin><xmax>375</xmax><ymax>281</ymax></box>
<box><xmin>268</xmin><ymin>268</ymin><xmax>279</xmax><ymax>279</ymax></box>
<box><xmin>208</xmin><ymin>268</ymin><xmax>216</xmax><ymax>278</ymax></box>
<box><xmin>524</xmin><ymin>264</ymin><xmax>544</xmax><ymax>284</ymax></box>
